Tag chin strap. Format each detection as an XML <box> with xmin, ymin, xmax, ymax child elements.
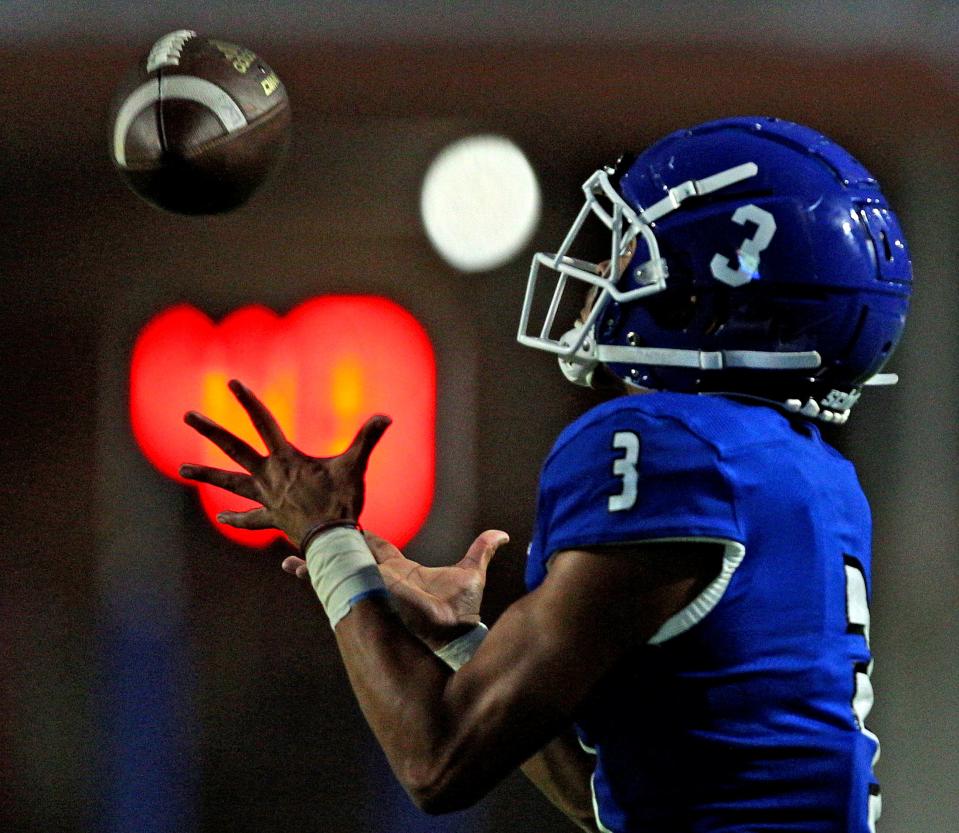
<box><xmin>557</xmin><ymin>324</ymin><xmax>823</xmax><ymax>382</ymax></box>
<box><xmin>557</xmin><ymin>325</ymin><xmax>899</xmax><ymax>424</ymax></box>
<box><xmin>594</xmin><ymin>343</ymin><xmax>823</xmax><ymax>371</ymax></box>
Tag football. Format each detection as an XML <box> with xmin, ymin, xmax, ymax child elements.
<box><xmin>110</xmin><ymin>30</ymin><xmax>291</xmax><ymax>214</ymax></box>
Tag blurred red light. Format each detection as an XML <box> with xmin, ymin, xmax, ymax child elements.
<box><xmin>130</xmin><ymin>297</ymin><xmax>435</xmax><ymax>548</ymax></box>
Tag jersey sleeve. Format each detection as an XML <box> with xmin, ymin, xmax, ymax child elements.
<box><xmin>526</xmin><ymin>403</ymin><xmax>743</xmax><ymax>590</ymax></box>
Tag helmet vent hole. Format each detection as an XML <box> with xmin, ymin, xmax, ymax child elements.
<box><xmin>881</xmin><ymin>341</ymin><xmax>892</xmax><ymax>355</ymax></box>
<box><xmin>879</xmin><ymin>229</ymin><xmax>893</xmax><ymax>262</ymax></box>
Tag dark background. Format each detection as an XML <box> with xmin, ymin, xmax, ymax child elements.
<box><xmin>2</xmin><ymin>4</ymin><xmax>957</xmax><ymax>832</ymax></box>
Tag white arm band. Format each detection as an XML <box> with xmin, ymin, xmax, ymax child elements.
<box><xmin>305</xmin><ymin>527</ymin><xmax>387</xmax><ymax>629</ymax></box>
<box><xmin>434</xmin><ymin>623</ymin><xmax>488</xmax><ymax>671</ymax></box>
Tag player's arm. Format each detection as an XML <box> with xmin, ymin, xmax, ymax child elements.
<box><xmin>283</xmin><ymin>530</ymin><xmax>602</xmax><ymax>829</ymax></box>
<box><xmin>284</xmin><ymin>530</ymin><xmax>603</xmax><ymax>828</ymax></box>
<box><xmin>332</xmin><ymin>541</ymin><xmax>713</xmax><ymax>813</ymax></box>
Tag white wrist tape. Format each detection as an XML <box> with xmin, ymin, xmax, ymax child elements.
<box><xmin>305</xmin><ymin>527</ymin><xmax>387</xmax><ymax>629</ymax></box>
<box><xmin>434</xmin><ymin>623</ymin><xmax>488</xmax><ymax>671</ymax></box>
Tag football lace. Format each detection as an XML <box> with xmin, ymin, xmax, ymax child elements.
<box><xmin>147</xmin><ymin>29</ymin><xmax>197</xmax><ymax>73</ymax></box>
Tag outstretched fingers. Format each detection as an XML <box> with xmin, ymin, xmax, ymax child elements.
<box><xmin>228</xmin><ymin>379</ymin><xmax>288</xmax><ymax>453</ymax></box>
<box><xmin>184</xmin><ymin>411</ymin><xmax>264</xmax><ymax>472</ymax></box>
<box><xmin>343</xmin><ymin>415</ymin><xmax>392</xmax><ymax>472</ymax></box>
<box><xmin>179</xmin><ymin>463</ymin><xmax>260</xmax><ymax>501</ymax></box>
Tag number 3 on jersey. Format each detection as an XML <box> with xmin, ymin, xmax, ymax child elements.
<box><xmin>609</xmin><ymin>431</ymin><xmax>640</xmax><ymax>512</ymax></box>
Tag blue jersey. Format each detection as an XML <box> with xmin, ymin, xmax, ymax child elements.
<box><xmin>526</xmin><ymin>392</ymin><xmax>880</xmax><ymax>833</ymax></box>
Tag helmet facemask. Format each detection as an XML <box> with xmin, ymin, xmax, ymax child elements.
<box><xmin>517</xmin><ymin>167</ymin><xmax>668</xmax><ymax>386</ymax></box>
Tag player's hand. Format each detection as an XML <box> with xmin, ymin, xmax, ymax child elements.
<box><xmin>178</xmin><ymin>378</ymin><xmax>391</xmax><ymax>546</ymax></box>
<box><xmin>281</xmin><ymin>529</ymin><xmax>509</xmax><ymax>650</ymax></box>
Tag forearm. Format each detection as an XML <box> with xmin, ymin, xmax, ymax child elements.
<box><xmin>335</xmin><ymin>597</ymin><xmax>553</xmax><ymax>813</ymax></box>
<box><xmin>333</xmin><ymin>597</ymin><xmax>460</xmax><ymax>808</ymax></box>
<box><xmin>332</xmin><ymin>590</ymin><xmax>581</xmax><ymax>814</ymax></box>
<box><xmin>306</xmin><ymin>533</ymin><xmax>644</xmax><ymax>817</ymax></box>
<box><xmin>521</xmin><ymin>730</ymin><xmax>600</xmax><ymax>833</ymax></box>
<box><xmin>298</xmin><ymin>524</ymin><xmax>546</xmax><ymax>811</ymax></box>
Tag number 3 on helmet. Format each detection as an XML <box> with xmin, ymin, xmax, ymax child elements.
<box><xmin>517</xmin><ymin>116</ymin><xmax>912</xmax><ymax>424</ymax></box>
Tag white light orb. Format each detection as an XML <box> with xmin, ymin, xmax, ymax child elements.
<box><xmin>420</xmin><ymin>134</ymin><xmax>541</xmax><ymax>272</ymax></box>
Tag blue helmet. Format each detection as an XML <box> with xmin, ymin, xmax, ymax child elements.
<box><xmin>517</xmin><ymin>116</ymin><xmax>912</xmax><ymax>424</ymax></box>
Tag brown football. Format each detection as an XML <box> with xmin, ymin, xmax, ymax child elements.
<box><xmin>110</xmin><ymin>30</ymin><xmax>291</xmax><ymax>214</ymax></box>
